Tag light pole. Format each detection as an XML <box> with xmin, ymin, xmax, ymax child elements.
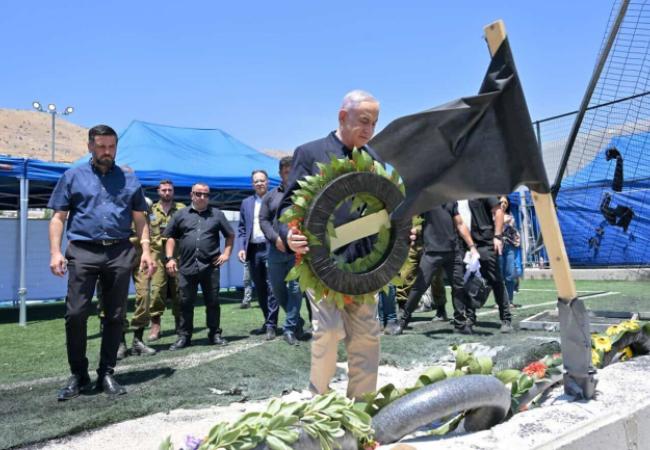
<box><xmin>32</xmin><ymin>101</ymin><xmax>74</xmax><ymax>162</ymax></box>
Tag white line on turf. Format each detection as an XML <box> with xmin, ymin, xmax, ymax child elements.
<box><xmin>476</xmin><ymin>291</ymin><xmax>619</xmax><ymax>317</ymax></box>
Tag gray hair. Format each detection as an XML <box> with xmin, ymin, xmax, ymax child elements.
<box><xmin>340</xmin><ymin>90</ymin><xmax>379</xmax><ymax>111</ymax></box>
<box><xmin>192</xmin><ymin>182</ymin><xmax>210</xmax><ymax>191</ymax></box>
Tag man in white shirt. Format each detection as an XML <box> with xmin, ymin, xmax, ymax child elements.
<box><xmin>237</xmin><ymin>170</ymin><xmax>278</xmax><ymax>340</ymax></box>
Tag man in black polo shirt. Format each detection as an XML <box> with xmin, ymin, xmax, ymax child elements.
<box><xmin>163</xmin><ymin>182</ymin><xmax>234</xmax><ymax>350</ymax></box>
<box><xmin>48</xmin><ymin>124</ymin><xmax>155</xmax><ymax>400</ymax></box>
<box><xmin>396</xmin><ymin>203</ymin><xmax>479</xmax><ymax>334</ymax></box>
<box><xmin>465</xmin><ymin>197</ymin><xmax>513</xmax><ymax>332</ymax></box>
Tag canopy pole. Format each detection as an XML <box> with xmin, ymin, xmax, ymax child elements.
<box><xmin>519</xmin><ymin>189</ymin><xmax>530</xmax><ymax>266</ymax></box>
<box><xmin>484</xmin><ymin>20</ymin><xmax>596</xmax><ymax>399</ymax></box>
<box><xmin>18</xmin><ymin>176</ymin><xmax>29</xmax><ymax>326</ymax></box>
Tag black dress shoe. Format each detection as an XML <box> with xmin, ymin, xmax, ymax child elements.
<box><xmin>283</xmin><ymin>331</ymin><xmax>298</xmax><ymax>346</ymax></box>
<box><xmin>455</xmin><ymin>325</ymin><xmax>474</xmax><ymax>335</ymax></box>
<box><xmin>169</xmin><ymin>336</ymin><xmax>191</xmax><ymax>350</ymax></box>
<box><xmin>208</xmin><ymin>331</ymin><xmax>227</xmax><ymax>346</ymax></box>
<box><xmin>265</xmin><ymin>326</ymin><xmax>276</xmax><ymax>341</ymax></box>
<box><xmin>57</xmin><ymin>374</ymin><xmax>92</xmax><ymax>401</ymax></box>
<box><xmin>96</xmin><ymin>373</ymin><xmax>126</xmax><ymax>396</ymax></box>
<box><xmin>251</xmin><ymin>325</ymin><xmax>267</xmax><ymax>335</ymax></box>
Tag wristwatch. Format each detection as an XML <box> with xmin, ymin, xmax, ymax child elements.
<box><xmin>164</xmin><ymin>255</ymin><xmax>176</xmax><ymax>263</ymax></box>
<box><xmin>494</xmin><ymin>234</ymin><xmax>503</xmax><ymax>241</ymax></box>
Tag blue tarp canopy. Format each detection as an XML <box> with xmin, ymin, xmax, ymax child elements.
<box><xmin>1</xmin><ymin>120</ymin><xmax>281</xmax><ymax>210</ymax></box>
<box><xmin>557</xmin><ymin>131</ymin><xmax>650</xmax><ymax>266</ymax></box>
<box><xmin>72</xmin><ymin>120</ymin><xmax>282</xmax><ymax>209</ymax></box>
<box><xmin>0</xmin><ymin>156</ymin><xmax>68</xmax><ymax>209</ymax></box>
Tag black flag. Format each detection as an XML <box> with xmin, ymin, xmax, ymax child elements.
<box><xmin>370</xmin><ymin>38</ymin><xmax>550</xmax><ymax>219</ymax></box>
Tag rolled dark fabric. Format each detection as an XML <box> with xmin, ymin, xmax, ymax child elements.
<box><xmin>304</xmin><ymin>171</ymin><xmax>412</xmax><ymax>295</ymax></box>
<box><xmin>371</xmin><ymin>375</ymin><xmax>511</xmax><ymax>444</ymax></box>
<box><xmin>255</xmin><ymin>429</ymin><xmax>357</xmax><ymax>450</ymax></box>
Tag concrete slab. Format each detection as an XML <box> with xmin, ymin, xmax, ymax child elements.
<box><xmin>383</xmin><ymin>355</ymin><xmax>650</xmax><ymax>450</ymax></box>
<box><xmin>519</xmin><ymin>308</ymin><xmax>641</xmax><ymax>333</ymax></box>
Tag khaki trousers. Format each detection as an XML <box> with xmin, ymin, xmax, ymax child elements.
<box><xmin>149</xmin><ymin>248</ymin><xmax>180</xmax><ymax>319</ymax></box>
<box><xmin>306</xmin><ymin>290</ymin><xmax>380</xmax><ymax>400</ymax></box>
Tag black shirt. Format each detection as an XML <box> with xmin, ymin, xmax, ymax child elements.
<box><xmin>468</xmin><ymin>197</ymin><xmax>500</xmax><ymax>246</ymax></box>
<box><xmin>421</xmin><ymin>202</ymin><xmax>459</xmax><ymax>252</ymax></box>
<box><xmin>163</xmin><ymin>206</ymin><xmax>234</xmax><ymax>275</ymax></box>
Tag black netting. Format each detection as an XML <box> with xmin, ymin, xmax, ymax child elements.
<box><xmin>533</xmin><ymin>0</ymin><xmax>650</xmax><ymax>267</ymax></box>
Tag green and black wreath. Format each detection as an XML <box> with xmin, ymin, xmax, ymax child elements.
<box><xmin>280</xmin><ymin>149</ymin><xmax>412</xmax><ymax>308</ymax></box>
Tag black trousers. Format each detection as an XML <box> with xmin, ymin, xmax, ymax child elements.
<box><xmin>247</xmin><ymin>243</ymin><xmax>278</xmax><ymax>329</ymax></box>
<box><xmin>403</xmin><ymin>250</ymin><xmax>470</xmax><ymax>329</ymax></box>
<box><xmin>472</xmin><ymin>245</ymin><xmax>512</xmax><ymax>323</ymax></box>
<box><xmin>177</xmin><ymin>265</ymin><xmax>221</xmax><ymax>339</ymax></box>
<box><xmin>64</xmin><ymin>240</ymin><xmax>135</xmax><ymax>378</ymax></box>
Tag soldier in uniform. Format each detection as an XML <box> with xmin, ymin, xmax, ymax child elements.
<box><xmin>126</xmin><ymin>196</ymin><xmax>158</xmax><ymax>355</ymax></box>
<box><xmin>148</xmin><ymin>180</ymin><xmax>186</xmax><ymax>340</ymax></box>
<box><xmin>98</xmin><ymin>196</ymin><xmax>157</xmax><ymax>359</ymax></box>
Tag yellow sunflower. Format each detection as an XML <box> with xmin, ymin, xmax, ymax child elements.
<box><xmin>592</xmin><ymin>335</ymin><xmax>612</xmax><ymax>353</ymax></box>
<box><xmin>591</xmin><ymin>349</ymin><xmax>602</xmax><ymax>367</ymax></box>
<box><xmin>620</xmin><ymin>346</ymin><xmax>634</xmax><ymax>361</ymax></box>
<box><xmin>605</xmin><ymin>324</ymin><xmax>624</xmax><ymax>337</ymax></box>
<box><xmin>620</xmin><ymin>320</ymin><xmax>641</xmax><ymax>332</ymax></box>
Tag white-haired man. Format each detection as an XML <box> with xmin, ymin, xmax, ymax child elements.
<box><xmin>281</xmin><ymin>90</ymin><xmax>382</xmax><ymax>399</ymax></box>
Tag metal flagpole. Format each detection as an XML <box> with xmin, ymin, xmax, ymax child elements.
<box><xmin>19</xmin><ymin>175</ymin><xmax>29</xmax><ymax>326</ymax></box>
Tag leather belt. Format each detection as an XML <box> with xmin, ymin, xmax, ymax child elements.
<box><xmin>89</xmin><ymin>239</ymin><xmax>128</xmax><ymax>246</ymax></box>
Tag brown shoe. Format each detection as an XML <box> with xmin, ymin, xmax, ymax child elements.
<box><xmin>148</xmin><ymin>316</ymin><xmax>161</xmax><ymax>341</ymax></box>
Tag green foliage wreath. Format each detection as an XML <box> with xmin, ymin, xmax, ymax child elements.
<box><xmin>279</xmin><ymin>149</ymin><xmax>410</xmax><ymax>309</ymax></box>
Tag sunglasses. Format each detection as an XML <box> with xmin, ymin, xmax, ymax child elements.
<box><xmin>192</xmin><ymin>192</ymin><xmax>210</xmax><ymax>198</ymax></box>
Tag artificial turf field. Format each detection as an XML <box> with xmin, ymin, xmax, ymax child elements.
<box><xmin>0</xmin><ymin>279</ymin><xmax>647</xmax><ymax>449</ymax></box>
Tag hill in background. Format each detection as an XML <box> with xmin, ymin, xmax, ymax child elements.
<box><xmin>0</xmin><ymin>108</ymin><xmax>290</xmax><ymax>162</ymax></box>
<box><xmin>0</xmin><ymin>108</ymin><xmax>88</xmax><ymax>162</ymax></box>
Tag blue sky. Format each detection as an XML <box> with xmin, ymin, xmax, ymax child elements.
<box><xmin>1</xmin><ymin>0</ymin><xmax>614</xmax><ymax>151</ymax></box>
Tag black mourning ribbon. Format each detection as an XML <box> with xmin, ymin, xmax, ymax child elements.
<box><xmin>370</xmin><ymin>38</ymin><xmax>549</xmax><ymax>220</ymax></box>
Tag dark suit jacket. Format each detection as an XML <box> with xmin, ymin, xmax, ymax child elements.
<box><xmin>278</xmin><ymin>131</ymin><xmax>382</xmax><ymax>261</ymax></box>
<box><xmin>238</xmin><ymin>195</ymin><xmax>268</xmax><ymax>253</ymax></box>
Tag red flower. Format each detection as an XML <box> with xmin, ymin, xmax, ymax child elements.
<box><xmin>343</xmin><ymin>295</ymin><xmax>354</xmax><ymax>305</ymax></box>
<box><xmin>522</xmin><ymin>361</ymin><xmax>547</xmax><ymax>379</ymax></box>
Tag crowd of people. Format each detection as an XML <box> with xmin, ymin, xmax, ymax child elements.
<box><xmin>47</xmin><ymin>90</ymin><xmax>521</xmax><ymax>402</ymax></box>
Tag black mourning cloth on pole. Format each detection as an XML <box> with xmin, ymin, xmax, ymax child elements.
<box><xmin>605</xmin><ymin>147</ymin><xmax>624</xmax><ymax>192</ymax></box>
<box><xmin>370</xmin><ymin>38</ymin><xmax>550</xmax><ymax>220</ymax></box>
